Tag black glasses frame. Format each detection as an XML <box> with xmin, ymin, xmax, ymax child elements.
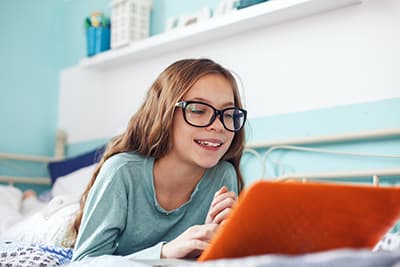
<box><xmin>175</xmin><ymin>100</ymin><xmax>247</xmax><ymax>132</ymax></box>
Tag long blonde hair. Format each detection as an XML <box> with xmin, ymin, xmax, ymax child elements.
<box><xmin>69</xmin><ymin>58</ymin><xmax>246</xmax><ymax>247</ymax></box>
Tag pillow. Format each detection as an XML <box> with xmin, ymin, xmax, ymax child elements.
<box><xmin>47</xmin><ymin>145</ymin><xmax>105</xmax><ymax>184</ymax></box>
<box><xmin>51</xmin><ymin>164</ymin><xmax>96</xmax><ymax>197</ymax></box>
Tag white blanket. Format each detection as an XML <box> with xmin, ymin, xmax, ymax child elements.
<box><xmin>0</xmin><ymin>185</ymin><xmax>79</xmax><ymax>247</ymax></box>
<box><xmin>0</xmin><ymin>185</ymin><xmax>24</xmax><ymax>234</ymax></box>
<box><xmin>0</xmin><ymin>164</ymin><xmax>95</xmax><ymax>247</ymax></box>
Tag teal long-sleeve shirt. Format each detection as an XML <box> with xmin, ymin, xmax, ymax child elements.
<box><xmin>72</xmin><ymin>152</ymin><xmax>238</xmax><ymax>261</ymax></box>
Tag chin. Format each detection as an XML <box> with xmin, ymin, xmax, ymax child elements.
<box><xmin>196</xmin><ymin>158</ymin><xmax>221</xmax><ymax>169</ymax></box>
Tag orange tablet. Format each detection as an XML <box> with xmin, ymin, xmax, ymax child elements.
<box><xmin>199</xmin><ymin>181</ymin><xmax>400</xmax><ymax>261</ymax></box>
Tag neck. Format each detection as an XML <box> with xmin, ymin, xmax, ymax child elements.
<box><xmin>153</xmin><ymin>155</ymin><xmax>205</xmax><ymax>211</ymax></box>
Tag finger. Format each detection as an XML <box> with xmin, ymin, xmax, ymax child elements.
<box><xmin>208</xmin><ymin>195</ymin><xmax>236</xmax><ymax>222</ymax></box>
<box><xmin>220</xmin><ymin>218</ymin><xmax>227</xmax><ymax>226</ymax></box>
<box><xmin>206</xmin><ymin>189</ymin><xmax>234</xmax><ymax>224</ymax></box>
<box><xmin>163</xmin><ymin>239</ymin><xmax>209</xmax><ymax>259</ymax></box>
<box><xmin>211</xmin><ymin>191</ymin><xmax>237</xmax><ymax>207</ymax></box>
<box><xmin>189</xmin><ymin>224</ymin><xmax>219</xmax><ymax>241</ymax></box>
<box><xmin>212</xmin><ymin>208</ymin><xmax>232</xmax><ymax>224</ymax></box>
<box><xmin>188</xmin><ymin>239</ymin><xmax>209</xmax><ymax>251</ymax></box>
<box><xmin>208</xmin><ymin>197</ymin><xmax>236</xmax><ymax>219</ymax></box>
<box><xmin>213</xmin><ymin>186</ymin><xmax>228</xmax><ymax>199</ymax></box>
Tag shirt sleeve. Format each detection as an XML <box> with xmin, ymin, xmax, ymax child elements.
<box><xmin>72</xmin><ymin>166</ymin><xmax>128</xmax><ymax>261</ymax></box>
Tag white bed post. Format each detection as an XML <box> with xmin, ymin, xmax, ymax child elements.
<box><xmin>55</xmin><ymin>129</ymin><xmax>67</xmax><ymax>160</ymax></box>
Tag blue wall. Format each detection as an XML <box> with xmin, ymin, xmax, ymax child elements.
<box><xmin>0</xmin><ymin>0</ymin><xmax>223</xmax><ymax>193</ymax></box>
<box><xmin>0</xmin><ymin>0</ymin><xmax>62</xmax><ymax>156</ymax></box>
<box><xmin>0</xmin><ymin>0</ymin><xmax>64</xmax><ymax>192</ymax></box>
<box><xmin>60</xmin><ymin>0</ymin><xmax>111</xmax><ymax>67</ymax></box>
<box><xmin>0</xmin><ymin>0</ymin><xmax>223</xmax><ymax>157</ymax></box>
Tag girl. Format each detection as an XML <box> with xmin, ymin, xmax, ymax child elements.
<box><xmin>71</xmin><ymin>58</ymin><xmax>247</xmax><ymax>261</ymax></box>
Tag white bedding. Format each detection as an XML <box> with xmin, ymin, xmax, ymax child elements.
<box><xmin>1</xmin><ymin>163</ymin><xmax>400</xmax><ymax>266</ymax></box>
<box><xmin>0</xmin><ymin>186</ymin><xmax>79</xmax><ymax>247</ymax></box>
<box><xmin>64</xmin><ymin>249</ymin><xmax>400</xmax><ymax>267</ymax></box>
<box><xmin>0</xmin><ymin>165</ymin><xmax>96</xmax><ymax>247</ymax></box>
<box><xmin>0</xmin><ymin>185</ymin><xmax>24</xmax><ymax>234</ymax></box>
<box><xmin>1</xmin><ymin>194</ymin><xmax>79</xmax><ymax>246</ymax></box>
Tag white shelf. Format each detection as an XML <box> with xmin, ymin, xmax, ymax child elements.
<box><xmin>79</xmin><ymin>0</ymin><xmax>362</xmax><ymax>70</ymax></box>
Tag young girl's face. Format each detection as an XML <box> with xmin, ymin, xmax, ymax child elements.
<box><xmin>170</xmin><ymin>74</ymin><xmax>236</xmax><ymax>169</ymax></box>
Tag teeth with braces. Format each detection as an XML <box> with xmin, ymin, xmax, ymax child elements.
<box><xmin>196</xmin><ymin>140</ymin><xmax>222</xmax><ymax>147</ymax></box>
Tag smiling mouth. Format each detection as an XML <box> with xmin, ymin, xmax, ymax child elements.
<box><xmin>194</xmin><ymin>140</ymin><xmax>223</xmax><ymax>147</ymax></box>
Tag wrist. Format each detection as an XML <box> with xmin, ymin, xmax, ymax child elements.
<box><xmin>160</xmin><ymin>242</ymin><xmax>167</xmax><ymax>259</ymax></box>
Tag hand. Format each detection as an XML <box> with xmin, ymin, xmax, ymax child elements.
<box><xmin>205</xmin><ymin>186</ymin><xmax>237</xmax><ymax>225</ymax></box>
<box><xmin>161</xmin><ymin>224</ymin><xmax>218</xmax><ymax>259</ymax></box>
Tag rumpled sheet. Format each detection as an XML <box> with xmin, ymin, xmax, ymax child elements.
<box><xmin>0</xmin><ymin>192</ymin><xmax>79</xmax><ymax>247</ymax></box>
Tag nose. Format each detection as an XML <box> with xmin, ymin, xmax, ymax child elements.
<box><xmin>207</xmin><ymin>112</ymin><xmax>225</xmax><ymax>132</ymax></box>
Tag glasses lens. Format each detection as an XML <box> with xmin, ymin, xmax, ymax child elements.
<box><xmin>185</xmin><ymin>102</ymin><xmax>214</xmax><ymax>127</ymax></box>
<box><xmin>223</xmin><ymin>108</ymin><xmax>246</xmax><ymax>131</ymax></box>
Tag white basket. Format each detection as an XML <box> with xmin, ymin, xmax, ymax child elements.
<box><xmin>111</xmin><ymin>0</ymin><xmax>152</xmax><ymax>48</ymax></box>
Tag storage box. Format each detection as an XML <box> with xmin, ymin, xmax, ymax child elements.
<box><xmin>111</xmin><ymin>0</ymin><xmax>152</xmax><ymax>48</ymax></box>
<box><xmin>86</xmin><ymin>26</ymin><xmax>111</xmax><ymax>56</ymax></box>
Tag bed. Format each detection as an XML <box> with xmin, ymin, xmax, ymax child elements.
<box><xmin>1</xmin><ymin>129</ymin><xmax>400</xmax><ymax>267</ymax></box>
<box><xmin>0</xmin><ymin>136</ymin><xmax>104</xmax><ymax>266</ymax></box>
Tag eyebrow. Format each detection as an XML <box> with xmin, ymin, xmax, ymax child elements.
<box><xmin>188</xmin><ymin>97</ymin><xmax>235</xmax><ymax>108</ymax></box>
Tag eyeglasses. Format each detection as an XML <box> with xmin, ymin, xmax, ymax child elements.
<box><xmin>175</xmin><ymin>101</ymin><xmax>247</xmax><ymax>132</ymax></box>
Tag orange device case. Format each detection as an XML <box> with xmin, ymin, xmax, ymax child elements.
<box><xmin>199</xmin><ymin>181</ymin><xmax>400</xmax><ymax>261</ymax></box>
